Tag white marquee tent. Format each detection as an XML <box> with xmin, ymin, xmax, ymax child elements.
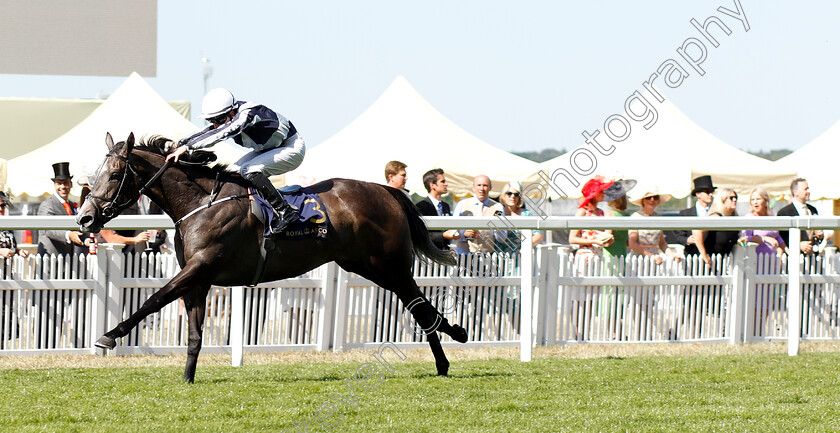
<box><xmin>523</xmin><ymin>90</ymin><xmax>796</xmax><ymax>201</ymax></box>
<box><xmin>774</xmin><ymin>121</ymin><xmax>840</xmax><ymax>200</ymax></box>
<box><xmin>7</xmin><ymin>73</ymin><xmax>198</xmax><ymax>198</ymax></box>
<box><xmin>287</xmin><ymin>76</ymin><xmax>538</xmax><ymax>197</ymax></box>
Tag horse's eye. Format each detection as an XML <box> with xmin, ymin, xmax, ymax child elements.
<box><xmin>109</xmin><ymin>172</ymin><xmax>121</xmax><ymax>182</ymax></box>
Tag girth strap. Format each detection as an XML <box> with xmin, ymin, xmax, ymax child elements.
<box><xmin>250</xmin><ymin>237</ymin><xmax>274</xmax><ymax>286</ymax></box>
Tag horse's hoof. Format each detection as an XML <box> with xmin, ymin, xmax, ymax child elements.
<box><xmin>451</xmin><ymin>324</ymin><xmax>468</xmax><ymax>343</ymax></box>
<box><xmin>436</xmin><ymin>360</ymin><xmax>450</xmax><ymax>376</ymax></box>
<box><xmin>94</xmin><ymin>336</ymin><xmax>116</xmax><ymax>350</ymax></box>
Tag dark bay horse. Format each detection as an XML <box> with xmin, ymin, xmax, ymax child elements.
<box><xmin>77</xmin><ymin>132</ymin><xmax>467</xmax><ymax>382</ymax></box>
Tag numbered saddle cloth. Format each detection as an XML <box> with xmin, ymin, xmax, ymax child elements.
<box><xmin>250</xmin><ymin>185</ymin><xmax>329</xmax><ymax>239</ymax></box>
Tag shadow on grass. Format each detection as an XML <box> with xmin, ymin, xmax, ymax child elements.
<box><xmin>408</xmin><ymin>370</ymin><xmax>516</xmax><ymax>380</ymax></box>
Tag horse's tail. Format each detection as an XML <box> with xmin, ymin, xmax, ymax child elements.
<box><xmin>383</xmin><ymin>186</ymin><xmax>457</xmax><ymax>266</ymax></box>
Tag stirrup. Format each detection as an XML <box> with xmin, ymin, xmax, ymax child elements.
<box><xmin>269</xmin><ymin>206</ymin><xmax>300</xmax><ymax>234</ymax></box>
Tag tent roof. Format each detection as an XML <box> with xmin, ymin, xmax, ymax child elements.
<box><xmin>775</xmin><ymin>120</ymin><xmax>840</xmax><ymax>200</ymax></box>
<box><xmin>523</xmin><ymin>90</ymin><xmax>795</xmax><ymax>200</ymax></box>
<box><xmin>0</xmin><ymin>97</ymin><xmax>190</xmax><ymax>160</ymax></box>
<box><xmin>7</xmin><ymin>73</ymin><xmax>198</xmax><ymax>198</ymax></box>
<box><xmin>287</xmin><ymin>76</ymin><xmax>538</xmax><ymax>197</ymax></box>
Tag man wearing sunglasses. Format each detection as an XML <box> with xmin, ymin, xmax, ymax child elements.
<box><xmin>167</xmin><ymin>88</ymin><xmax>304</xmax><ymax>235</ymax></box>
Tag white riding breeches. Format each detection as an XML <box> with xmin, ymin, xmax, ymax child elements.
<box><xmin>230</xmin><ymin>135</ymin><xmax>306</xmax><ymax>177</ymax></box>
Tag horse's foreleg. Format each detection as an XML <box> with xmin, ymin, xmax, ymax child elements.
<box><xmin>183</xmin><ymin>287</ymin><xmax>210</xmax><ymax>383</ymax></box>
<box><xmin>95</xmin><ymin>261</ymin><xmax>208</xmax><ymax>350</ymax></box>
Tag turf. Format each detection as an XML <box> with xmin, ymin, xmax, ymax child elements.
<box><xmin>1</xmin><ymin>349</ymin><xmax>839</xmax><ymax>432</ymax></box>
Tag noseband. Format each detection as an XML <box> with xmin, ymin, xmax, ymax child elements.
<box><xmin>87</xmin><ymin>151</ymin><xmax>170</xmax><ymax>218</ymax></box>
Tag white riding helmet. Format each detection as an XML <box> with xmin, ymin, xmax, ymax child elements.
<box><xmin>201</xmin><ymin>88</ymin><xmax>237</xmax><ymax>119</ymax></box>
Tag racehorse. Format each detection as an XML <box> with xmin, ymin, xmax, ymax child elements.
<box><xmin>76</xmin><ymin>132</ymin><xmax>468</xmax><ymax>382</ymax></box>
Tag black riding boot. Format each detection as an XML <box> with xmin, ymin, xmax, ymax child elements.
<box><xmin>245</xmin><ymin>172</ymin><xmax>300</xmax><ymax>234</ymax></box>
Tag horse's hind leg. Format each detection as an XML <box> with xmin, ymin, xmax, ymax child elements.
<box><xmin>183</xmin><ymin>286</ymin><xmax>211</xmax><ymax>383</ymax></box>
<box><xmin>396</xmin><ymin>281</ymin><xmax>468</xmax><ymax>376</ymax></box>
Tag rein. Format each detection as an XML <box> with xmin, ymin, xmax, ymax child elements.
<box><xmin>89</xmin><ymin>150</ymin><xmax>249</xmax><ymax>224</ymax></box>
<box><xmin>173</xmin><ymin>193</ymin><xmax>252</xmax><ymax>226</ymax></box>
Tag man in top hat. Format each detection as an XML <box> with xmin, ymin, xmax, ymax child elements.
<box><xmin>37</xmin><ymin>162</ymin><xmax>86</xmax><ymax>255</ymax></box>
<box><xmin>671</xmin><ymin>175</ymin><xmax>716</xmax><ymax>257</ymax></box>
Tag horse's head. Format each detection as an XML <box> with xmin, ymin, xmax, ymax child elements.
<box><xmin>76</xmin><ymin>132</ymin><xmax>141</xmax><ymax>232</ymax></box>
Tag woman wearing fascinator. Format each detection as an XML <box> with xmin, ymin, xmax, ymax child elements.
<box><xmin>603</xmin><ymin>179</ymin><xmax>636</xmax><ymax>259</ymax></box>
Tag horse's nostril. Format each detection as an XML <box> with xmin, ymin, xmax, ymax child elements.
<box><xmin>78</xmin><ymin>215</ymin><xmax>93</xmax><ymax>227</ymax></box>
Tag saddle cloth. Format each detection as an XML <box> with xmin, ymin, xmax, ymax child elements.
<box><xmin>250</xmin><ymin>185</ymin><xmax>329</xmax><ymax>239</ymax></box>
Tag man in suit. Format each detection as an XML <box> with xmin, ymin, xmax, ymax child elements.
<box><xmin>451</xmin><ymin>175</ymin><xmax>505</xmax><ymax>255</ymax></box>
<box><xmin>37</xmin><ymin>162</ymin><xmax>86</xmax><ymax>255</ymax></box>
<box><xmin>671</xmin><ymin>175</ymin><xmax>716</xmax><ymax>256</ymax></box>
<box><xmin>415</xmin><ymin>168</ymin><xmax>455</xmax><ymax>250</ymax></box>
<box><xmin>778</xmin><ymin>178</ymin><xmax>821</xmax><ymax>254</ymax></box>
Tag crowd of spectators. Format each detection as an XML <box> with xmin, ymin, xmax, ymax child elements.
<box><xmin>1</xmin><ymin>159</ymin><xmax>831</xmax><ymax>265</ymax></box>
<box><xmin>399</xmin><ymin>167</ymin><xmax>830</xmax><ymax>264</ymax></box>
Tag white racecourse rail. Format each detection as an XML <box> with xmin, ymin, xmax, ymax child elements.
<box><xmin>0</xmin><ymin>215</ymin><xmax>838</xmax><ymax>363</ymax></box>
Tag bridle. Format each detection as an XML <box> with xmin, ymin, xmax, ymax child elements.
<box><xmin>87</xmin><ymin>150</ymin><xmax>170</xmax><ymax>218</ymax></box>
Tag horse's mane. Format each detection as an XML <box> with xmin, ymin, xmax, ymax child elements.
<box><xmin>137</xmin><ymin>134</ymin><xmax>220</xmax><ymax>167</ymax></box>
<box><xmin>129</xmin><ymin>134</ymin><xmax>242</xmax><ymax>188</ymax></box>
<box><xmin>137</xmin><ymin>134</ymin><xmax>175</xmax><ymax>156</ymax></box>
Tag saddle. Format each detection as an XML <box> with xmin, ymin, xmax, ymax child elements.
<box><xmin>249</xmin><ymin>185</ymin><xmax>329</xmax><ymax>240</ymax></box>
<box><xmin>248</xmin><ymin>185</ymin><xmax>329</xmax><ymax>286</ymax></box>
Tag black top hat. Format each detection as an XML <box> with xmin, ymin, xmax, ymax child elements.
<box><xmin>603</xmin><ymin>179</ymin><xmax>637</xmax><ymax>202</ymax></box>
<box><xmin>51</xmin><ymin>162</ymin><xmax>73</xmax><ymax>181</ymax></box>
<box><xmin>691</xmin><ymin>175</ymin><xmax>715</xmax><ymax>194</ymax></box>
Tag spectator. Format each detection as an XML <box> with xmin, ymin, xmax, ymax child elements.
<box><xmin>778</xmin><ymin>178</ymin><xmax>822</xmax><ymax>254</ymax></box>
<box><xmin>384</xmin><ymin>161</ymin><xmax>409</xmax><ymax>196</ymax></box>
<box><xmin>672</xmin><ymin>175</ymin><xmax>716</xmax><ymax>256</ymax></box>
<box><xmin>0</xmin><ymin>192</ymin><xmax>29</xmax><ymax>260</ymax></box>
<box><xmin>568</xmin><ymin>176</ymin><xmax>614</xmax><ymax>341</ymax></box>
<box><xmin>693</xmin><ymin>187</ymin><xmax>740</xmax><ymax>267</ymax></box>
<box><xmin>414</xmin><ymin>168</ymin><xmax>456</xmax><ymax>250</ymax></box>
<box><xmin>603</xmin><ymin>179</ymin><xmax>636</xmax><ymax>259</ymax></box>
<box><xmin>37</xmin><ymin>162</ymin><xmax>87</xmax><ymax>255</ymax></box>
<box><xmin>628</xmin><ymin>187</ymin><xmax>678</xmax><ymax>265</ymax></box>
<box><xmin>452</xmin><ymin>175</ymin><xmax>505</xmax><ymax>254</ymax></box>
<box><xmin>569</xmin><ymin>176</ymin><xmax>614</xmax><ymax>259</ymax></box>
<box><xmin>496</xmin><ymin>181</ymin><xmax>544</xmax><ymax>253</ymax></box>
<box><xmin>739</xmin><ymin>186</ymin><xmax>786</xmax><ymax>256</ymax></box>
<box><xmin>98</xmin><ymin>201</ymin><xmax>151</xmax><ymax>255</ymax></box>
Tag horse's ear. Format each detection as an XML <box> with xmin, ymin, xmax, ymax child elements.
<box><xmin>105</xmin><ymin>132</ymin><xmax>115</xmax><ymax>151</ymax></box>
<box><xmin>125</xmin><ymin>132</ymin><xmax>135</xmax><ymax>154</ymax></box>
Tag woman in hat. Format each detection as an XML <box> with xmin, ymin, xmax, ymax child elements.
<box><xmin>628</xmin><ymin>187</ymin><xmax>679</xmax><ymax>265</ymax></box>
<box><xmin>496</xmin><ymin>181</ymin><xmax>544</xmax><ymax>253</ymax></box>
<box><xmin>568</xmin><ymin>176</ymin><xmax>614</xmax><ymax>340</ymax></box>
<box><xmin>569</xmin><ymin>176</ymin><xmax>615</xmax><ymax>258</ymax></box>
<box><xmin>603</xmin><ymin>179</ymin><xmax>636</xmax><ymax>259</ymax></box>
<box><xmin>693</xmin><ymin>187</ymin><xmax>740</xmax><ymax>267</ymax></box>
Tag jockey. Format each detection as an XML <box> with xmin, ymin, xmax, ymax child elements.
<box><xmin>167</xmin><ymin>88</ymin><xmax>305</xmax><ymax>234</ymax></box>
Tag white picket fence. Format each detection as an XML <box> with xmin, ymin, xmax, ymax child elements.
<box><xmin>1</xmin><ymin>242</ymin><xmax>840</xmax><ymax>358</ymax></box>
<box><xmin>1</xmin><ymin>214</ymin><xmax>839</xmax><ymax>360</ymax></box>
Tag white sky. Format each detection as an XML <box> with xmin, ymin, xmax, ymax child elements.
<box><xmin>1</xmin><ymin>0</ymin><xmax>837</xmax><ymax>154</ymax></box>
